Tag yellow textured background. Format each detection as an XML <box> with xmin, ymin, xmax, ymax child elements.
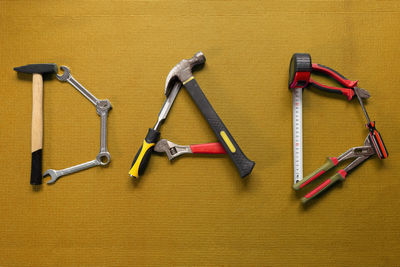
<box><xmin>1</xmin><ymin>1</ymin><xmax>399</xmax><ymax>266</ymax></box>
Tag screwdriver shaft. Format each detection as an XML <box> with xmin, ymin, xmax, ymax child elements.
<box><xmin>354</xmin><ymin>87</ymin><xmax>371</xmax><ymax>124</ymax></box>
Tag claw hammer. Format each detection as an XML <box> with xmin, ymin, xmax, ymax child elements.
<box><xmin>165</xmin><ymin>52</ymin><xmax>255</xmax><ymax>178</ymax></box>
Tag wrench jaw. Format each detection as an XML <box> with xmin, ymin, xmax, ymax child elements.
<box><xmin>154</xmin><ymin>139</ymin><xmax>192</xmax><ymax>160</ymax></box>
<box><xmin>96</xmin><ymin>100</ymin><xmax>112</xmax><ymax>116</ymax></box>
<box><xmin>43</xmin><ymin>169</ymin><xmax>61</xmax><ymax>185</ymax></box>
<box><xmin>56</xmin><ymin>66</ymin><xmax>71</xmax><ymax>82</ymax></box>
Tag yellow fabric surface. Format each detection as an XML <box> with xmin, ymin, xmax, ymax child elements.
<box><xmin>1</xmin><ymin>1</ymin><xmax>400</xmax><ymax>266</ymax></box>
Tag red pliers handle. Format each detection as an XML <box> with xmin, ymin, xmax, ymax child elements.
<box><xmin>289</xmin><ymin>54</ymin><xmax>359</xmax><ymax>101</ymax></box>
<box><xmin>310</xmin><ymin>64</ymin><xmax>358</xmax><ymax>101</ymax></box>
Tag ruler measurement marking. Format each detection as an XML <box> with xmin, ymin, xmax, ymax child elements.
<box><xmin>293</xmin><ymin>87</ymin><xmax>303</xmax><ymax>184</ymax></box>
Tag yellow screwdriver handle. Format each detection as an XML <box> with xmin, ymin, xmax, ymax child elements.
<box><xmin>129</xmin><ymin>128</ymin><xmax>160</xmax><ymax>178</ymax></box>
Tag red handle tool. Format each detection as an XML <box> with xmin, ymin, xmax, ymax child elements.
<box><xmin>309</xmin><ymin>63</ymin><xmax>358</xmax><ymax>100</ymax></box>
<box><xmin>289</xmin><ymin>54</ymin><xmax>366</xmax><ymax>101</ymax></box>
<box><xmin>154</xmin><ymin>139</ymin><xmax>226</xmax><ymax>160</ymax></box>
<box><xmin>190</xmin><ymin>143</ymin><xmax>226</xmax><ymax>154</ymax></box>
<box><xmin>293</xmin><ymin>138</ymin><xmax>376</xmax><ymax>203</ymax></box>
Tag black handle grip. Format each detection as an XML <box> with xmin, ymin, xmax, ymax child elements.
<box><xmin>309</xmin><ymin>80</ymin><xmax>346</xmax><ymax>95</ymax></box>
<box><xmin>129</xmin><ymin>128</ymin><xmax>160</xmax><ymax>178</ymax></box>
<box><xmin>31</xmin><ymin>149</ymin><xmax>42</xmax><ymax>185</ymax></box>
<box><xmin>315</xmin><ymin>64</ymin><xmax>349</xmax><ymax>80</ymax></box>
<box><xmin>312</xmin><ymin>63</ymin><xmax>358</xmax><ymax>89</ymax></box>
<box><xmin>183</xmin><ymin>78</ymin><xmax>255</xmax><ymax>178</ymax></box>
<box><xmin>309</xmin><ymin>80</ymin><xmax>355</xmax><ymax>100</ymax></box>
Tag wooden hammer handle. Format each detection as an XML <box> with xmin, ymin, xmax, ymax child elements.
<box><xmin>31</xmin><ymin>73</ymin><xmax>43</xmax><ymax>185</ymax></box>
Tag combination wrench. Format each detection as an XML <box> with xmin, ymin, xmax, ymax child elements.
<box><xmin>43</xmin><ymin>66</ymin><xmax>112</xmax><ymax>184</ymax></box>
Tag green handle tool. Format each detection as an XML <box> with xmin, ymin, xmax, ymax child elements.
<box><xmin>293</xmin><ymin>157</ymin><xmax>338</xmax><ymax>190</ymax></box>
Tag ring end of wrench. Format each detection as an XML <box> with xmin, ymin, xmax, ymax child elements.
<box><xmin>96</xmin><ymin>152</ymin><xmax>111</xmax><ymax>166</ymax></box>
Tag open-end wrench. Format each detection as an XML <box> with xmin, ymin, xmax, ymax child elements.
<box><xmin>56</xmin><ymin>66</ymin><xmax>100</xmax><ymax>107</ymax></box>
<box><xmin>43</xmin><ymin>66</ymin><xmax>112</xmax><ymax>184</ymax></box>
<box><xmin>45</xmin><ymin>158</ymin><xmax>100</xmax><ymax>184</ymax></box>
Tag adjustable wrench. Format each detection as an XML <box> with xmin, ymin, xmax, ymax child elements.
<box><xmin>43</xmin><ymin>66</ymin><xmax>112</xmax><ymax>184</ymax></box>
<box><xmin>154</xmin><ymin>139</ymin><xmax>226</xmax><ymax>160</ymax></box>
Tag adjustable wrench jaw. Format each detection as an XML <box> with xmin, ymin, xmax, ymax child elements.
<box><xmin>154</xmin><ymin>139</ymin><xmax>192</xmax><ymax>160</ymax></box>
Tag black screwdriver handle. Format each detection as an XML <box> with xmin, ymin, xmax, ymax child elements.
<box><xmin>183</xmin><ymin>78</ymin><xmax>255</xmax><ymax>178</ymax></box>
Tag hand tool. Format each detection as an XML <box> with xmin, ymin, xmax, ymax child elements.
<box><xmin>165</xmin><ymin>52</ymin><xmax>255</xmax><ymax>178</ymax></box>
<box><xmin>300</xmin><ymin>59</ymin><xmax>370</xmax><ymax>101</ymax></box>
<box><xmin>293</xmin><ymin>136</ymin><xmax>377</xmax><ymax>203</ymax></box>
<box><xmin>288</xmin><ymin>53</ymin><xmax>371</xmax><ymax>184</ymax></box>
<box><xmin>14</xmin><ymin>63</ymin><xmax>58</xmax><ymax>185</ymax></box>
<box><xmin>43</xmin><ymin>66</ymin><xmax>112</xmax><ymax>184</ymax></box>
<box><xmin>128</xmin><ymin>82</ymin><xmax>182</xmax><ymax>178</ymax></box>
<box><xmin>288</xmin><ymin>53</ymin><xmax>311</xmax><ymax>184</ymax></box>
<box><xmin>354</xmin><ymin>87</ymin><xmax>388</xmax><ymax>159</ymax></box>
<box><xmin>154</xmin><ymin>139</ymin><xmax>226</xmax><ymax>160</ymax></box>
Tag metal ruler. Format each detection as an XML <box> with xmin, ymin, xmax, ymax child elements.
<box><xmin>293</xmin><ymin>87</ymin><xmax>303</xmax><ymax>184</ymax></box>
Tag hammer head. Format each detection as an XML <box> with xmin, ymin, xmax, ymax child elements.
<box><xmin>165</xmin><ymin>52</ymin><xmax>206</xmax><ymax>96</ymax></box>
<box><xmin>14</xmin><ymin>63</ymin><xmax>58</xmax><ymax>75</ymax></box>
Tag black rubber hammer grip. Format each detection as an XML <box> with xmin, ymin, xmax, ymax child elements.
<box><xmin>183</xmin><ymin>78</ymin><xmax>255</xmax><ymax>177</ymax></box>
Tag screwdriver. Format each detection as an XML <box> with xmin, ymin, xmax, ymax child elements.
<box><xmin>129</xmin><ymin>82</ymin><xmax>182</xmax><ymax>178</ymax></box>
<box><xmin>354</xmin><ymin>87</ymin><xmax>388</xmax><ymax>159</ymax></box>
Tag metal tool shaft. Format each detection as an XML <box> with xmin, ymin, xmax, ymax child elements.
<box><xmin>67</xmin><ymin>76</ymin><xmax>99</xmax><ymax>107</ymax></box>
<box><xmin>154</xmin><ymin>82</ymin><xmax>182</xmax><ymax>130</ymax></box>
<box><xmin>354</xmin><ymin>87</ymin><xmax>371</xmax><ymax>123</ymax></box>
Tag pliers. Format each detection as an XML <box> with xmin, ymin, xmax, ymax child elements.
<box><xmin>293</xmin><ymin>136</ymin><xmax>379</xmax><ymax>204</ymax></box>
<box><xmin>289</xmin><ymin>56</ymin><xmax>370</xmax><ymax>101</ymax></box>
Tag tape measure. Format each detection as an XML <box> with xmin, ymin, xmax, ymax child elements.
<box><xmin>289</xmin><ymin>53</ymin><xmax>312</xmax><ymax>184</ymax></box>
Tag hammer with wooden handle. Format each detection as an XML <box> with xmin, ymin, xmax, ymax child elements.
<box><xmin>14</xmin><ymin>64</ymin><xmax>58</xmax><ymax>185</ymax></box>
